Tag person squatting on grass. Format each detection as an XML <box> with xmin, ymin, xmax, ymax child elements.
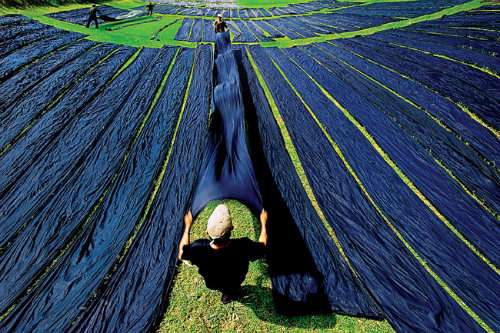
<box><xmin>212</xmin><ymin>13</ymin><xmax>229</xmax><ymax>33</ymax></box>
<box><xmin>86</xmin><ymin>4</ymin><xmax>100</xmax><ymax>29</ymax></box>
<box><xmin>178</xmin><ymin>205</ymin><xmax>268</xmax><ymax>304</ymax></box>
<box><xmin>146</xmin><ymin>2</ymin><xmax>155</xmax><ymax>17</ymax></box>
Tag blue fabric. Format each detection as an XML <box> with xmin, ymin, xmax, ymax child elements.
<box><xmin>203</xmin><ymin>19</ymin><xmax>215</xmax><ymax>42</ymax></box>
<box><xmin>174</xmin><ymin>17</ymin><xmax>192</xmax><ymax>41</ymax></box>
<box><xmin>0</xmin><ymin>47</ymin><xmax>176</xmax><ymax>332</ymax></box>
<box><xmin>316</xmin><ymin>39</ymin><xmax>500</xmax><ymax>269</ymax></box>
<box><xmin>398</xmin><ymin>25</ymin><xmax>500</xmax><ymax>55</ymax></box>
<box><xmin>334</xmin><ymin>0</ymin><xmax>468</xmax><ymax>18</ymax></box>
<box><xmin>249</xmin><ymin>43</ymin><xmax>490</xmax><ymax>333</ymax></box>
<box><xmin>316</xmin><ymin>40</ymin><xmax>500</xmax><ymax>167</ymax></box>
<box><xmin>403</xmin><ymin>25</ymin><xmax>500</xmax><ymax>41</ymax></box>
<box><xmin>0</xmin><ymin>46</ymin><xmax>155</xmax><ymax>250</ymax></box>
<box><xmin>282</xmin><ymin>44</ymin><xmax>500</xmax><ymax>332</ymax></box>
<box><xmin>0</xmin><ymin>14</ymin><xmax>33</xmax><ymax>26</ymax></box>
<box><xmin>0</xmin><ymin>46</ymin><xmax>143</xmax><ymax>315</ymax></box>
<box><xmin>266</xmin><ymin>19</ymin><xmax>302</xmax><ymax>39</ymax></box>
<box><xmin>280</xmin><ymin>18</ymin><xmax>317</xmax><ymax>38</ymax></box>
<box><xmin>341</xmin><ymin>36</ymin><xmax>500</xmax><ymax>142</ymax></box>
<box><xmin>188</xmin><ymin>18</ymin><xmax>202</xmax><ymax>42</ymax></box>
<box><xmin>0</xmin><ymin>25</ymin><xmax>64</xmax><ymax>58</ymax></box>
<box><xmin>233</xmin><ymin>44</ymin><xmax>381</xmax><ymax>317</ymax></box>
<box><xmin>243</xmin><ymin>19</ymin><xmax>274</xmax><ymax>42</ymax></box>
<box><xmin>190</xmin><ymin>32</ymin><xmax>263</xmax><ymax>216</ymax></box>
<box><xmin>0</xmin><ymin>21</ymin><xmax>47</xmax><ymax>42</ymax></box>
<box><xmin>0</xmin><ymin>39</ymin><xmax>95</xmax><ymax>111</ymax></box>
<box><xmin>253</xmin><ymin>20</ymin><xmax>284</xmax><ymax>38</ymax></box>
<box><xmin>0</xmin><ymin>43</ymin><xmax>129</xmax><ymax>196</ymax></box>
<box><xmin>66</xmin><ymin>45</ymin><xmax>210</xmax><ymax>333</ymax></box>
<box><xmin>373</xmin><ymin>31</ymin><xmax>500</xmax><ymax>74</ymax></box>
<box><xmin>233</xmin><ymin>19</ymin><xmax>259</xmax><ymax>43</ymax></box>
<box><xmin>0</xmin><ymin>30</ymin><xmax>82</xmax><ymax>80</ymax></box>
<box><xmin>45</xmin><ymin>6</ymin><xmax>131</xmax><ymax>26</ymax></box>
<box><xmin>2</xmin><ymin>8</ymin><xmax>499</xmax><ymax>332</ymax></box>
<box><xmin>304</xmin><ymin>41</ymin><xmax>500</xmax><ymax>217</ymax></box>
<box><xmin>0</xmin><ymin>42</ymin><xmax>117</xmax><ymax>152</ymax></box>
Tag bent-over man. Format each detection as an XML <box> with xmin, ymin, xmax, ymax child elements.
<box><xmin>86</xmin><ymin>4</ymin><xmax>100</xmax><ymax>29</ymax></box>
<box><xmin>178</xmin><ymin>205</ymin><xmax>268</xmax><ymax>304</ymax></box>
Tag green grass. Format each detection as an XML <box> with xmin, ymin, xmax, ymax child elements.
<box><xmin>0</xmin><ymin>0</ymin><xmax>193</xmax><ymax>48</ymax></box>
<box><xmin>0</xmin><ymin>0</ymin><xmax>496</xmax><ymax>332</ymax></box>
<box><xmin>1</xmin><ymin>0</ymin><xmax>487</xmax><ymax>49</ymax></box>
<box><xmin>161</xmin><ymin>200</ymin><xmax>392</xmax><ymax>333</ymax></box>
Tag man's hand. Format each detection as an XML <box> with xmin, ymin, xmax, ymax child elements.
<box><xmin>260</xmin><ymin>209</ymin><xmax>268</xmax><ymax>227</ymax></box>
<box><xmin>258</xmin><ymin>209</ymin><xmax>268</xmax><ymax>247</ymax></box>
<box><xmin>184</xmin><ymin>211</ymin><xmax>193</xmax><ymax>228</ymax></box>
<box><xmin>179</xmin><ymin>211</ymin><xmax>193</xmax><ymax>260</ymax></box>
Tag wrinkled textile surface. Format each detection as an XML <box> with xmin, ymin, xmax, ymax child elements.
<box><xmin>248</xmin><ymin>44</ymin><xmax>491</xmax><ymax>332</ymax></box>
<box><xmin>0</xmin><ymin>45</ymin><xmax>137</xmax><ymax>315</ymax></box>
<box><xmin>45</xmin><ymin>6</ymin><xmax>134</xmax><ymax>26</ymax></box>
<box><xmin>0</xmin><ymin>39</ymin><xmax>96</xmax><ymax>112</ymax></box>
<box><xmin>2</xmin><ymin>6</ymin><xmax>500</xmax><ymax>332</ymax></box>
<box><xmin>67</xmin><ymin>44</ymin><xmax>210</xmax><ymax>333</ymax></box>
<box><xmin>233</xmin><ymin>44</ymin><xmax>381</xmax><ymax>318</ymax></box>
<box><xmin>0</xmin><ymin>46</ymin><xmax>176</xmax><ymax>332</ymax></box>
<box><xmin>190</xmin><ymin>31</ymin><xmax>262</xmax><ymax>216</ymax></box>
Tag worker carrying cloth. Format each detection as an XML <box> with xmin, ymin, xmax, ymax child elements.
<box><xmin>213</xmin><ymin>14</ymin><xmax>228</xmax><ymax>33</ymax></box>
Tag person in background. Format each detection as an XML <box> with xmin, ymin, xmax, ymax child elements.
<box><xmin>146</xmin><ymin>2</ymin><xmax>155</xmax><ymax>17</ymax></box>
<box><xmin>178</xmin><ymin>205</ymin><xmax>268</xmax><ymax>304</ymax></box>
<box><xmin>212</xmin><ymin>13</ymin><xmax>228</xmax><ymax>33</ymax></box>
<box><xmin>86</xmin><ymin>4</ymin><xmax>100</xmax><ymax>29</ymax></box>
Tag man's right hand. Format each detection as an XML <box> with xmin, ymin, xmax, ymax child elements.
<box><xmin>260</xmin><ymin>209</ymin><xmax>268</xmax><ymax>226</ymax></box>
<box><xmin>184</xmin><ymin>211</ymin><xmax>193</xmax><ymax>228</ymax></box>
<box><xmin>258</xmin><ymin>209</ymin><xmax>268</xmax><ymax>247</ymax></box>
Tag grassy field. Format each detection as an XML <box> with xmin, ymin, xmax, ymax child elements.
<box><xmin>0</xmin><ymin>0</ymin><xmax>497</xmax><ymax>331</ymax></box>
<box><xmin>159</xmin><ymin>200</ymin><xmax>391</xmax><ymax>333</ymax></box>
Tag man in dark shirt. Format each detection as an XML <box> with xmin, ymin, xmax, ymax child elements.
<box><xmin>212</xmin><ymin>13</ymin><xmax>228</xmax><ymax>33</ymax></box>
<box><xmin>146</xmin><ymin>2</ymin><xmax>155</xmax><ymax>17</ymax></box>
<box><xmin>86</xmin><ymin>4</ymin><xmax>100</xmax><ymax>29</ymax></box>
<box><xmin>178</xmin><ymin>204</ymin><xmax>268</xmax><ymax>304</ymax></box>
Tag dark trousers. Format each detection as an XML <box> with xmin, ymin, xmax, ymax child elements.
<box><xmin>208</xmin><ymin>280</ymin><xmax>241</xmax><ymax>296</ymax></box>
<box><xmin>86</xmin><ymin>17</ymin><xmax>98</xmax><ymax>28</ymax></box>
<box><xmin>148</xmin><ymin>10</ymin><xmax>153</xmax><ymax>16</ymax></box>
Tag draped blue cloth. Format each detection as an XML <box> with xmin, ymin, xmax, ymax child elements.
<box><xmin>190</xmin><ymin>31</ymin><xmax>263</xmax><ymax>216</ymax></box>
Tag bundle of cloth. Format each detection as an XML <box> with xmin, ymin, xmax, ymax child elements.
<box><xmin>99</xmin><ymin>10</ymin><xmax>146</xmax><ymax>22</ymax></box>
<box><xmin>189</xmin><ymin>31</ymin><xmax>263</xmax><ymax>216</ymax></box>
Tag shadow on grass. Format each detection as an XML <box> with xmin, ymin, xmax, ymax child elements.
<box><xmin>236</xmin><ymin>284</ymin><xmax>338</xmax><ymax>330</ymax></box>
<box><xmin>99</xmin><ymin>15</ymin><xmax>158</xmax><ymax>29</ymax></box>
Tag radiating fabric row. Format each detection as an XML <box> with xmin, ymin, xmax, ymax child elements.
<box><xmin>1</xmin><ymin>8</ymin><xmax>500</xmax><ymax>332</ymax></box>
<box><xmin>174</xmin><ymin>14</ymin><xmax>399</xmax><ymax>42</ymax></box>
<box><xmin>336</xmin><ymin>0</ymin><xmax>470</xmax><ymax>18</ymax></box>
<box><xmin>137</xmin><ymin>0</ymin><xmax>351</xmax><ymax>17</ymax></box>
<box><xmin>0</xmin><ymin>33</ymin><xmax>212</xmax><ymax>332</ymax></box>
<box><xmin>246</xmin><ymin>41</ymin><xmax>500</xmax><ymax>332</ymax></box>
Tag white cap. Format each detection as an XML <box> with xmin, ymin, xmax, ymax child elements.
<box><xmin>207</xmin><ymin>204</ymin><xmax>233</xmax><ymax>239</ymax></box>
